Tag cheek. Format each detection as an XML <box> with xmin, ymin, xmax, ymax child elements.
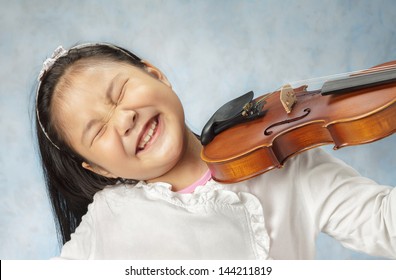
<box><xmin>156</xmin><ymin>120</ymin><xmax>186</xmax><ymax>164</ymax></box>
<box><xmin>92</xmin><ymin>137</ymin><xmax>126</xmax><ymax>165</ymax></box>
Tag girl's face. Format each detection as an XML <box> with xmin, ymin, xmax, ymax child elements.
<box><xmin>54</xmin><ymin>59</ymin><xmax>186</xmax><ymax>181</ymax></box>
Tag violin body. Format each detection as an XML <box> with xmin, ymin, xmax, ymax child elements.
<box><xmin>201</xmin><ymin>61</ymin><xmax>396</xmax><ymax>183</ymax></box>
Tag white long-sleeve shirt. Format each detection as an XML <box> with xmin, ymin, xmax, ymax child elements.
<box><xmin>58</xmin><ymin>148</ymin><xmax>396</xmax><ymax>259</ymax></box>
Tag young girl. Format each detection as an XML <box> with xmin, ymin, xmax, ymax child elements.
<box><xmin>35</xmin><ymin>43</ymin><xmax>395</xmax><ymax>259</ymax></box>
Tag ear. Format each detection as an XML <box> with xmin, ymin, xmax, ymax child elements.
<box><xmin>141</xmin><ymin>60</ymin><xmax>172</xmax><ymax>88</ymax></box>
<box><xmin>82</xmin><ymin>162</ymin><xmax>117</xmax><ymax>178</ymax></box>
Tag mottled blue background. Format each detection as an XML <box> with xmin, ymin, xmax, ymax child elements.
<box><xmin>0</xmin><ymin>0</ymin><xmax>395</xmax><ymax>259</ymax></box>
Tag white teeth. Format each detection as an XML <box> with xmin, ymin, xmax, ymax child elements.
<box><xmin>138</xmin><ymin>119</ymin><xmax>158</xmax><ymax>149</ymax></box>
<box><xmin>143</xmin><ymin>134</ymin><xmax>151</xmax><ymax>142</ymax></box>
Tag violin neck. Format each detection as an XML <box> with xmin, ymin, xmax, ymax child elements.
<box><xmin>321</xmin><ymin>67</ymin><xmax>396</xmax><ymax>96</ymax></box>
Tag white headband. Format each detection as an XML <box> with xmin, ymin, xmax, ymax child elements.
<box><xmin>36</xmin><ymin>45</ymin><xmax>69</xmax><ymax>150</ymax></box>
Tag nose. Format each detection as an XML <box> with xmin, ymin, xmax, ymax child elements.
<box><xmin>113</xmin><ymin>108</ymin><xmax>137</xmax><ymax>136</ymax></box>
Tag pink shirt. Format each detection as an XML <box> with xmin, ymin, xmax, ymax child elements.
<box><xmin>177</xmin><ymin>169</ymin><xmax>212</xmax><ymax>194</ymax></box>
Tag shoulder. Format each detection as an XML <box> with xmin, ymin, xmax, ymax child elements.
<box><xmin>58</xmin><ymin>202</ymin><xmax>96</xmax><ymax>259</ymax></box>
<box><xmin>58</xmin><ymin>184</ymin><xmax>130</xmax><ymax>259</ymax></box>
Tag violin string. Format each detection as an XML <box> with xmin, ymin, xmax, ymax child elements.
<box><xmin>255</xmin><ymin>90</ymin><xmax>277</xmax><ymax>105</ymax></box>
<box><xmin>287</xmin><ymin>64</ymin><xmax>396</xmax><ymax>89</ymax></box>
<box><xmin>253</xmin><ymin>63</ymin><xmax>396</xmax><ymax>107</ymax></box>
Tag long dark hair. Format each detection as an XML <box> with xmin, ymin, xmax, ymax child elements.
<box><xmin>35</xmin><ymin>43</ymin><xmax>145</xmax><ymax>245</ymax></box>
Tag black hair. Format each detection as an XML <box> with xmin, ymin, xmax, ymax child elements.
<box><xmin>35</xmin><ymin>43</ymin><xmax>145</xmax><ymax>245</ymax></box>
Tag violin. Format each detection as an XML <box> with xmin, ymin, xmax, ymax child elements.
<box><xmin>200</xmin><ymin>61</ymin><xmax>396</xmax><ymax>183</ymax></box>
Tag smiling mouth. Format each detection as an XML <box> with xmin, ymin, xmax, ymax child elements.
<box><xmin>136</xmin><ymin>116</ymin><xmax>159</xmax><ymax>153</ymax></box>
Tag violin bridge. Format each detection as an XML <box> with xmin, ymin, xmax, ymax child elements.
<box><xmin>280</xmin><ymin>84</ymin><xmax>297</xmax><ymax>114</ymax></box>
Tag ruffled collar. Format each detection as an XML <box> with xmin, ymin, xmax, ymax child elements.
<box><xmin>130</xmin><ymin>179</ymin><xmax>271</xmax><ymax>259</ymax></box>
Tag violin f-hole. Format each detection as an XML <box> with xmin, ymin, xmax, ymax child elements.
<box><xmin>264</xmin><ymin>108</ymin><xmax>311</xmax><ymax>136</ymax></box>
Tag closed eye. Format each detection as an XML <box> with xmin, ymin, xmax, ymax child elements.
<box><xmin>91</xmin><ymin>125</ymin><xmax>107</xmax><ymax>146</ymax></box>
<box><xmin>117</xmin><ymin>79</ymin><xmax>128</xmax><ymax>104</ymax></box>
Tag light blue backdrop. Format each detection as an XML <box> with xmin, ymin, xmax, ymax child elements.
<box><xmin>0</xmin><ymin>0</ymin><xmax>395</xmax><ymax>259</ymax></box>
